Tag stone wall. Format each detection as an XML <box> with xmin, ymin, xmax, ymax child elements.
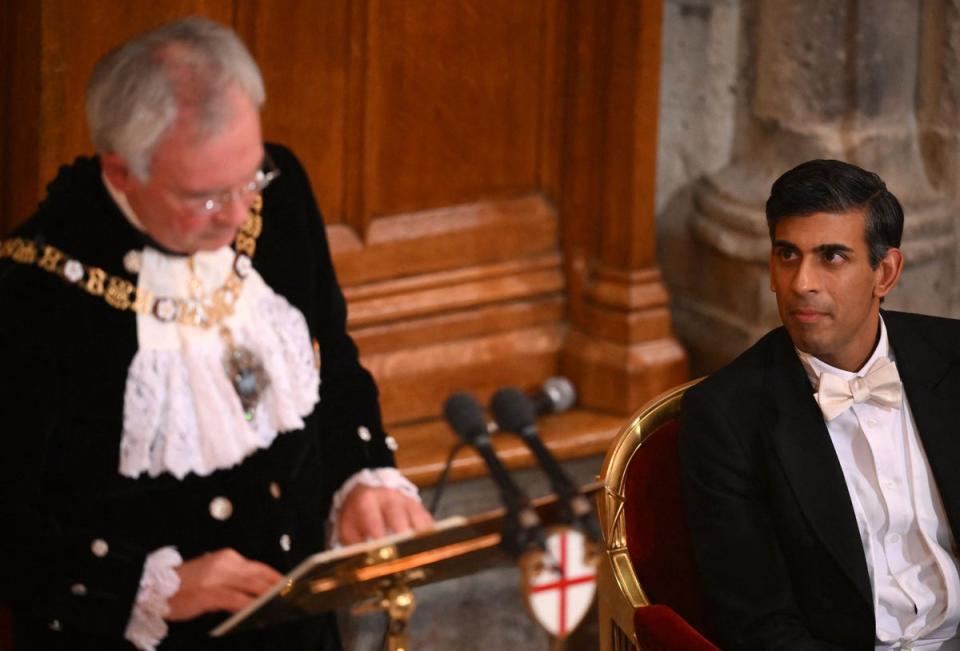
<box><xmin>658</xmin><ymin>0</ymin><xmax>960</xmax><ymax>374</ymax></box>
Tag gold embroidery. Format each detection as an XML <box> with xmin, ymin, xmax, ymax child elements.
<box><xmin>12</xmin><ymin>240</ymin><xmax>37</xmax><ymax>264</ymax></box>
<box><xmin>132</xmin><ymin>287</ymin><xmax>155</xmax><ymax>314</ymax></box>
<box><xmin>85</xmin><ymin>268</ymin><xmax>106</xmax><ymax>296</ymax></box>
<box><xmin>244</xmin><ymin>214</ymin><xmax>263</xmax><ymax>238</ymax></box>
<box><xmin>105</xmin><ymin>277</ymin><xmax>136</xmax><ymax>310</ymax></box>
<box><xmin>235</xmin><ymin>232</ymin><xmax>255</xmax><ymax>257</ymax></box>
<box><xmin>2</xmin><ymin>198</ymin><xmax>264</xmax><ymax>329</ymax></box>
<box><xmin>38</xmin><ymin>246</ymin><xmax>63</xmax><ymax>272</ymax></box>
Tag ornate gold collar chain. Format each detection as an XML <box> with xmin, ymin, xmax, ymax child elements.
<box><xmin>0</xmin><ymin>196</ymin><xmax>264</xmax><ymax>329</ymax></box>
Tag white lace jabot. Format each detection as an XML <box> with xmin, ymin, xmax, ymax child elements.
<box><xmin>119</xmin><ymin>246</ymin><xmax>320</xmax><ymax>479</ymax></box>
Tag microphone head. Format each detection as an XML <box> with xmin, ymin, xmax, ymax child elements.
<box><xmin>541</xmin><ymin>376</ymin><xmax>576</xmax><ymax>412</ymax></box>
<box><xmin>490</xmin><ymin>387</ymin><xmax>538</xmax><ymax>433</ymax></box>
<box><xmin>443</xmin><ymin>392</ymin><xmax>489</xmax><ymax>443</ymax></box>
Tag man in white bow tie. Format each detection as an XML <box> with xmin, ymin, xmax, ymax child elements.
<box><xmin>680</xmin><ymin>159</ymin><xmax>960</xmax><ymax>650</ymax></box>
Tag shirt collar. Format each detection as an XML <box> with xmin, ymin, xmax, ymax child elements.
<box><xmin>102</xmin><ymin>172</ymin><xmax>145</xmax><ymax>231</ymax></box>
<box><xmin>796</xmin><ymin>316</ymin><xmax>892</xmax><ymax>388</ymax></box>
<box><xmin>102</xmin><ymin>172</ymin><xmax>190</xmax><ymax>257</ymax></box>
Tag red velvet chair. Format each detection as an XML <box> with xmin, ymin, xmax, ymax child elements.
<box><xmin>596</xmin><ymin>379</ymin><xmax>719</xmax><ymax>650</ymax></box>
<box><xmin>0</xmin><ymin>606</ymin><xmax>11</xmax><ymax>651</ymax></box>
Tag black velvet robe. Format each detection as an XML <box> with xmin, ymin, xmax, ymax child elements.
<box><xmin>0</xmin><ymin>143</ymin><xmax>395</xmax><ymax>649</ymax></box>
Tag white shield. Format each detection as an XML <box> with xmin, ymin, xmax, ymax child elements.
<box><xmin>523</xmin><ymin>526</ymin><xmax>598</xmax><ymax>639</ymax></box>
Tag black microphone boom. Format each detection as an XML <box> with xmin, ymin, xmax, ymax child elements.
<box><xmin>490</xmin><ymin>386</ymin><xmax>602</xmax><ymax>544</ymax></box>
<box><xmin>442</xmin><ymin>392</ymin><xmax>545</xmax><ymax>559</ymax></box>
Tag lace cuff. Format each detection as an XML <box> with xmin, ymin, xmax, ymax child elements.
<box><xmin>328</xmin><ymin>467</ymin><xmax>421</xmax><ymax>547</ymax></box>
<box><xmin>124</xmin><ymin>546</ymin><xmax>182</xmax><ymax>651</ymax></box>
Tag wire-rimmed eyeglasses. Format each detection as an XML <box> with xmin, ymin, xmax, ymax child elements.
<box><xmin>179</xmin><ymin>153</ymin><xmax>280</xmax><ymax>216</ymax></box>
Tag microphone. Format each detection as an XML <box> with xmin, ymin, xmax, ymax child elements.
<box><xmin>443</xmin><ymin>392</ymin><xmax>546</xmax><ymax>559</ymax></box>
<box><xmin>490</xmin><ymin>386</ymin><xmax>602</xmax><ymax>544</ymax></box>
<box><xmin>529</xmin><ymin>376</ymin><xmax>577</xmax><ymax>416</ymax></box>
<box><xmin>482</xmin><ymin>376</ymin><xmax>577</xmax><ymax>435</ymax></box>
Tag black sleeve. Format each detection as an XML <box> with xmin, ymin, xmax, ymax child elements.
<box><xmin>678</xmin><ymin>383</ymin><xmax>843</xmax><ymax>651</ymax></box>
<box><xmin>0</xmin><ymin>265</ymin><xmax>147</xmax><ymax>639</ymax></box>
<box><xmin>265</xmin><ymin>143</ymin><xmax>397</xmax><ymax>499</ymax></box>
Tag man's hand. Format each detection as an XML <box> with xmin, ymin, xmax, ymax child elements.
<box><xmin>166</xmin><ymin>548</ymin><xmax>283</xmax><ymax>621</ymax></box>
<box><xmin>337</xmin><ymin>485</ymin><xmax>434</xmax><ymax>545</ymax></box>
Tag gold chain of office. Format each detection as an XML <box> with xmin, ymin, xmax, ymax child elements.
<box><xmin>0</xmin><ymin>196</ymin><xmax>264</xmax><ymax>329</ymax></box>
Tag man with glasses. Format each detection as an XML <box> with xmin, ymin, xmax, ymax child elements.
<box><xmin>0</xmin><ymin>17</ymin><xmax>431</xmax><ymax>650</ymax></box>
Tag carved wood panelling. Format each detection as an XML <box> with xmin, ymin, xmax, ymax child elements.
<box><xmin>0</xmin><ymin>0</ymin><xmax>687</xmax><ymax>486</ymax></box>
<box><xmin>358</xmin><ymin>0</ymin><xmax>553</xmax><ymax>220</ymax></box>
<box><xmin>236</xmin><ymin>1</ymin><xmax>351</xmax><ymax>224</ymax></box>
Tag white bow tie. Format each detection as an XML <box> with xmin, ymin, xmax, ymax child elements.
<box><xmin>815</xmin><ymin>357</ymin><xmax>903</xmax><ymax>422</ymax></box>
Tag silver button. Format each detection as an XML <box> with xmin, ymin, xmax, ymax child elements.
<box><xmin>70</xmin><ymin>583</ymin><xmax>87</xmax><ymax>596</ymax></box>
<box><xmin>49</xmin><ymin>619</ymin><xmax>62</xmax><ymax>632</ymax></box>
<box><xmin>269</xmin><ymin>482</ymin><xmax>282</xmax><ymax>499</ymax></box>
<box><xmin>209</xmin><ymin>496</ymin><xmax>234</xmax><ymax>521</ymax></box>
<box><xmin>357</xmin><ymin>426</ymin><xmax>372</xmax><ymax>442</ymax></box>
<box><xmin>280</xmin><ymin>534</ymin><xmax>291</xmax><ymax>552</ymax></box>
<box><xmin>91</xmin><ymin>538</ymin><xmax>109</xmax><ymax>557</ymax></box>
<box><xmin>385</xmin><ymin>435</ymin><xmax>399</xmax><ymax>451</ymax></box>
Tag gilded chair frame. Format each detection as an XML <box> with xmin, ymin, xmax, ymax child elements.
<box><xmin>595</xmin><ymin>378</ymin><xmax>701</xmax><ymax>651</ymax></box>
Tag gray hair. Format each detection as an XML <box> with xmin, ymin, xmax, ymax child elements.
<box><xmin>85</xmin><ymin>17</ymin><xmax>265</xmax><ymax>180</ymax></box>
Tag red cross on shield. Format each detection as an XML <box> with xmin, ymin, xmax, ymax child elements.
<box><xmin>523</xmin><ymin>526</ymin><xmax>598</xmax><ymax>639</ymax></box>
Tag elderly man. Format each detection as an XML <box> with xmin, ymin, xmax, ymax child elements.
<box><xmin>681</xmin><ymin>160</ymin><xmax>960</xmax><ymax>649</ymax></box>
<box><xmin>0</xmin><ymin>17</ymin><xmax>431</xmax><ymax>650</ymax></box>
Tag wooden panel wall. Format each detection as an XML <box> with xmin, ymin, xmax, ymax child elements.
<box><xmin>0</xmin><ymin>1</ymin><xmax>687</xmax><ymax>487</ymax></box>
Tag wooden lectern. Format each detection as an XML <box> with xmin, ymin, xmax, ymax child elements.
<box><xmin>213</xmin><ymin>486</ymin><xmax>600</xmax><ymax>650</ymax></box>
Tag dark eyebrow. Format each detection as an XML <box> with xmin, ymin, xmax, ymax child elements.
<box><xmin>771</xmin><ymin>240</ymin><xmax>854</xmax><ymax>254</ymax></box>
<box><xmin>814</xmin><ymin>243</ymin><xmax>854</xmax><ymax>255</ymax></box>
<box><xmin>772</xmin><ymin>240</ymin><xmax>799</xmax><ymax>251</ymax></box>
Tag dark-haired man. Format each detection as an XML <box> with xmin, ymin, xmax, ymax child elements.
<box><xmin>681</xmin><ymin>159</ymin><xmax>960</xmax><ymax>650</ymax></box>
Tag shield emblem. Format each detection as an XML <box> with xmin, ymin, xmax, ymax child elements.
<box><xmin>522</xmin><ymin>526</ymin><xmax>598</xmax><ymax>639</ymax></box>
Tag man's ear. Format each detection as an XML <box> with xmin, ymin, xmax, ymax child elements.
<box><xmin>874</xmin><ymin>247</ymin><xmax>903</xmax><ymax>299</ymax></box>
<box><xmin>100</xmin><ymin>153</ymin><xmax>135</xmax><ymax>192</ymax></box>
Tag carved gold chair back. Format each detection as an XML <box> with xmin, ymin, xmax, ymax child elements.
<box><xmin>596</xmin><ymin>379</ymin><xmax>716</xmax><ymax>651</ymax></box>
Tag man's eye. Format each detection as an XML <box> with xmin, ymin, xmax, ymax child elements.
<box><xmin>777</xmin><ymin>249</ymin><xmax>797</xmax><ymax>261</ymax></box>
<box><xmin>824</xmin><ymin>251</ymin><xmax>846</xmax><ymax>265</ymax></box>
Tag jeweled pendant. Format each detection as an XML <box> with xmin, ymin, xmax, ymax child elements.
<box><xmin>223</xmin><ymin>342</ymin><xmax>270</xmax><ymax>414</ymax></box>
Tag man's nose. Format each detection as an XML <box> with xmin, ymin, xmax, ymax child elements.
<box><xmin>215</xmin><ymin>195</ymin><xmax>252</xmax><ymax>228</ymax></box>
<box><xmin>791</xmin><ymin>258</ymin><xmax>819</xmax><ymax>293</ymax></box>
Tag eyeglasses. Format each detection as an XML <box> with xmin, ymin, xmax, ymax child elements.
<box><xmin>177</xmin><ymin>154</ymin><xmax>280</xmax><ymax>215</ymax></box>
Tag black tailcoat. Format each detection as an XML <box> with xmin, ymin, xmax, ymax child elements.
<box><xmin>0</xmin><ymin>144</ymin><xmax>395</xmax><ymax>649</ymax></box>
<box><xmin>680</xmin><ymin>310</ymin><xmax>960</xmax><ymax>650</ymax></box>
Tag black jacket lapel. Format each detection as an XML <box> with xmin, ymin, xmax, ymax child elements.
<box><xmin>764</xmin><ymin>330</ymin><xmax>873</xmax><ymax>604</ymax></box>
<box><xmin>885</xmin><ymin>311</ymin><xmax>960</xmax><ymax>543</ymax></box>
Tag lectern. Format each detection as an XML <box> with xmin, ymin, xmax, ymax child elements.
<box><xmin>213</xmin><ymin>486</ymin><xmax>601</xmax><ymax>650</ymax></box>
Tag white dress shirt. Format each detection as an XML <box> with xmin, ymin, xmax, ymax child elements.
<box><xmin>797</xmin><ymin>319</ymin><xmax>960</xmax><ymax>650</ymax></box>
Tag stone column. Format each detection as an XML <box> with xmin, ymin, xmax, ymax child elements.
<box><xmin>667</xmin><ymin>0</ymin><xmax>956</xmax><ymax>372</ymax></box>
<box><xmin>919</xmin><ymin>0</ymin><xmax>960</xmax><ymax>200</ymax></box>
<box><xmin>918</xmin><ymin>0</ymin><xmax>960</xmax><ymax>311</ymax></box>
